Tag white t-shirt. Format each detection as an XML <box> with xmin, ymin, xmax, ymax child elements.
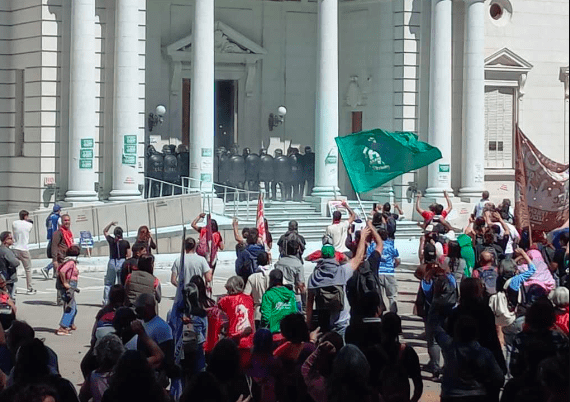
<box><xmin>244</xmin><ymin>266</ymin><xmax>273</xmax><ymax>321</ymax></box>
<box><xmin>326</xmin><ymin>221</ymin><xmax>350</xmax><ymax>252</ymax></box>
<box><xmin>494</xmin><ymin>222</ymin><xmax>519</xmax><ymax>255</ymax></box>
<box><xmin>171</xmin><ymin>253</ymin><xmax>211</xmax><ymax>286</ymax></box>
<box><xmin>12</xmin><ymin>220</ymin><xmax>33</xmax><ymax>251</ymax></box>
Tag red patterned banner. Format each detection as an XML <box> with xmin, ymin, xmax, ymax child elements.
<box><xmin>514</xmin><ymin>127</ymin><xmax>569</xmax><ymax>237</ymax></box>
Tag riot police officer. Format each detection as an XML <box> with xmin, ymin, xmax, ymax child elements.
<box><xmin>289</xmin><ymin>148</ymin><xmax>303</xmax><ymax>201</ymax></box>
<box><xmin>259</xmin><ymin>149</ymin><xmax>274</xmax><ymax>199</ymax></box>
<box><xmin>244</xmin><ymin>148</ymin><xmax>261</xmax><ymax>198</ymax></box>
<box><xmin>273</xmin><ymin>149</ymin><xmax>291</xmax><ymax>201</ymax></box>
<box><xmin>175</xmin><ymin>144</ymin><xmax>188</xmax><ymax>194</ymax></box>
<box><xmin>146</xmin><ymin>145</ymin><xmax>164</xmax><ymax>198</ymax></box>
<box><xmin>303</xmin><ymin>146</ymin><xmax>315</xmax><ymax>195</ymax></box>
<box><xmin>214</xmin><ymin>147</ymin><xmax>228</xmax><ymax>197</ymax></box>
<box><xmin>162</xmin><ymin>145</ymin><xmax>178</xmax><ymax>195</ymax></box>
<box><xmin>228</xmin><ymin>147</ymin><xmax>246</xmax><ymax>201</ymax></box>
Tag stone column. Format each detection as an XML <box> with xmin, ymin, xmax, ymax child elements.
<box><xmin>312</xmin><ymin>0</ymin><xmax>340</xmax><ymax>197</ymax></box>
<box><xmin>426</xmin><ymin>0</ymin><xmax>453</xmax><ymax>197</ymax></box>
<box><xmin>109</xmin><ymin>0</ymin><xmax>142</xmax><ymax>201</ymax></box>
<box><xmin>189</xmin><ymin>0</ymin><xmax>215</xmax><ymax>191</ymax></box>
<box><xmin>459</xmin><ymin>0</ymin><xmax>486</xmax><ymax>198</ymax></box>
<box><xmin>65</xmin><ymin>0</ymin><xmax>99</xmax><ymax>202</ymax></box>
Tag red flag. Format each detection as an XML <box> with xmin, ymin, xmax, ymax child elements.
<box><xmin>514</xmin><ymin>126</ymin><xmax>569</xmax><ymax>238</ymax></box>
<box><xmin>256</xmin><ymin>193</ymin><xmax>267</xmax><ymax>247</ymax></box>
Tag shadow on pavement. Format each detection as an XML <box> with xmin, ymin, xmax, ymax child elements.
<box><xmin>77</xmin><ymin>303</ymin><xmax>105</xmax><ymax>308</ymax></box>
<box><xmin>33</xmin><ymin>326</ymin><xmax>57</xmax><ymax>335</ymax></box>
<box><xmin>23</xmin><ymin>300</ymin><xmax>57</xmax><ymax>306</ymax></box>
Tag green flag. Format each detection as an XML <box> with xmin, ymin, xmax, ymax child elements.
<box><xmin>335</xmin><ymin>129</ymin><xmax>442</xmax><ymax>193</ymax></box>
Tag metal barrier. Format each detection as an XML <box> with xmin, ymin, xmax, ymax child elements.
<box><xmin>144</xmin><ymin>177</ymin><xmax>261</xmax><ymax>222</ymax></box>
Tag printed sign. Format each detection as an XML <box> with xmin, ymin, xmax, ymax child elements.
<box><xmin>201</xmin><ymin>148</ymin><xmax>212</xmax><ymax>157</ymax></box>
<box><xmin>80</xmin><ymin>149</ymin><xmax>93</xmax><ymax>159</ymax></box>
<box><xmin>200</xmin><ymin>173</ymin><xmax>212</xmax><ymax>182</ymax></box>
<box><xmin>124</xmin><ymin>144</ymin><xmax>137</xmax><ymax>154</ymax></box>
<box><xmin>124</xmin><ymin>135</ymin><xmax>137</xmax><ymax>145</ymax></box>
<box><xmin>438</xmin><ymin>164</ymin><xmax>450</xmax><ymax>173</ymax></box>
<box><xmin>81</xmin><ymin>138</ymin><xmax>94</xmax><ymax>148</ymax></box>
<box><xmin>122</xmin><ymin>154</ymin><xmax>136</xmax><ymax>165</ymax></box>
<box><xmin>79</xmin><ymin>159</ymin><xmax>93</xmax><ymax>169</ymax></box>
<box><xmin>79</xmin><ymin>231</ymin><xmax>94</xmax><ymax>248</ymax></box>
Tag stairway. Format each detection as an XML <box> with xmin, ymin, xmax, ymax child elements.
<box><xmin>224</xmin><ymin>200</ymin><xmax>423</xmax><ymax>242</ymax></box>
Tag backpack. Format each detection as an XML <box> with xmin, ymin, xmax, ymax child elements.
<box><xmin>379</xmin><ymin>343</ymin><xmax>411</xmax><ymax>402</ymax></box>
<box><xmin>385</xmin><ymin>215</ymin><xmax>397</xmax><ymax>238</ymax></box>
<box><xmin>196</xmin><ymin>235</ymin><xmax>209</xmax><ymax>258</ymax></box>
<box><xmin>489</xmin><ymin>290</ymin><xmax>516</xmax><ymax>327</ymax></box>
<box><xmin>235</xmin><ymin>246</ymin><xmax>257</xmax><ymax>280</ymax></box>
<box><xmin>347</xmin><ymin>260</ymin><xmax>386</xmax><ymax>314</ymax></box>
<box><xmin>432</xmin><ymin>274</ymin><xmax>458</xmax><ymax>307</ymax></box>
<box><xmin>314</xmin><ymin>285</ymin><xmax>345</xmax><ymax>312</ymax></box>
<box><xmin>476</xmin><ymin>267</ymin><xmax>498</xmax><ymax>295</ymax></box>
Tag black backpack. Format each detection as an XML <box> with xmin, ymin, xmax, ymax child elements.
<box><xmin>385</xmin><ymin>215</ymin><xmax>397</xmax><ymax>238</ymax></box>
<box><xmin>347</xmin><ymin>260</ymin><xmax>386</xmax><ymax>315</ymax></box>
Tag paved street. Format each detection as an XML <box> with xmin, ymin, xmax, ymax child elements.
<box><xmin>14</xmin><ymin>250</ymin><xmax>441</xmax><ymax>400</ymax></box>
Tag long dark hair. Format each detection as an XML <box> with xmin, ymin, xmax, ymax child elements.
<box><xmin>106</xmin><ymin>350</ymin><xmax>167</xmax><ymax>402</ymax></box>
<box><xmin>137</xmin><ymin>225</ymin><xmax>151</xmax><ymax>242</ymax></box>
<box><xmin>189</xmin><ymin>275</ymin><xmax>215</xmax><ymax>308</ymax></box>
<box><xmin>185</xmin><ymin>283</ymin><xmax>207</xmax><ymax>318</ymax></box>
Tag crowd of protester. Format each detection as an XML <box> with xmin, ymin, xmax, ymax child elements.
<box><xmin>0</xmin><ymin>192</ymin><xmax>568</xmax><ymax>402</ymax></box>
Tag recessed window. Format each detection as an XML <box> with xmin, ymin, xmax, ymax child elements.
<box><xmin>490</xmin><ymin>4</ymin><xmax>503</xmax><ymax>20</ymax></box>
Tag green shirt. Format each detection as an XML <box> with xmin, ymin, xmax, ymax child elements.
<box><xmin>260</xmin><ymin>286</ymin><xmax>298</xmax><ymax>333</ymax></box>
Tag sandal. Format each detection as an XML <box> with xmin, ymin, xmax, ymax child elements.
<box><xmin>56</xmin><ymin>328</ymin><xmax>71</xmax><ymax>336</ymax></box>
<box><xmin>70</xmin><ymin>325</ymin><xmax>77</xmax><ymax>331</ymax></box>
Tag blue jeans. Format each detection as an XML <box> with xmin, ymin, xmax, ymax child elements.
<box><xmin>60</xmin><ymin>280</ymin><xmax>77</xmax><ymax>328</ymax></box>
<box><xmin>103</xmin><ymin>259</ymin><xmax>125</xmax><ymax>303</ymax></box>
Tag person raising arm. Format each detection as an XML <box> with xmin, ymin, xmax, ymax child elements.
<box><xmin>443</xmin><ymin>190</ymin><xmax>453</xmax><ymax>214</ymax></box>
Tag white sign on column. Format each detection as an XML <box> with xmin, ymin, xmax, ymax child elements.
<box><xmin>109</xmin><ymin>0</ymin><xmax>142</xmax><ymax>201</ymax></box>
<box><xmin>65</xmin><ymin>0</ymin><xmax>99</xmax><ymax>202</ymax></box>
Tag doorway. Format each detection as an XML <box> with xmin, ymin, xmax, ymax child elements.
<box><xmin>182</xmin><ymin>79</ymin><xmax>238</xmax><ymax>150</ymax></box>
<box><xmin>215</xmin><ymin>80</ymin><xmax>237</xmax><ymax>151</ymax></box>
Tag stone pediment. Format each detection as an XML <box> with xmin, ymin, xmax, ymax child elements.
<box><xmin>165</xmin><ymin>21</ymin><xmax>267</xmax><ymax>64</ymax></box>
<box><xmin>485</xmin><ymin>48</ymin><xmax>533</xmax><ymax>72</ymax></box>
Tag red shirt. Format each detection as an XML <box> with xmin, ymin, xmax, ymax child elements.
<box><xmin>218</xmin><ymin>293</ymin><xmax>255</xmax><ymax>349</ymax></box>
<box><xmin>555</xmin><ymin>307</ymin><xmax>569</xmax><ymax>335</ymax></box>
<box><xmin>421</xmin><ymin>210</ymin><xmax>448</xmax><ymax>223</ymax></box>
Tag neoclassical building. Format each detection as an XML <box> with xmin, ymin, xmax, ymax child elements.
<box><xmin>0</xmin><ymin>0</ymin><xmax>568</xmax><ymax>213</ymax></box>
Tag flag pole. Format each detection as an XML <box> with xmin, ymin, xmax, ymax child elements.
<box><xmin>355</xmin><ymin>192</ymin><xmax>368</xmax><ymax>222</ymax></box>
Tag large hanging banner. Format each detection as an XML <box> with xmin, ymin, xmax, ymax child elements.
<box><xmin>514</xmin><ymin>126</ymin><xmax>569</xmax><ymax>237</ymax></box>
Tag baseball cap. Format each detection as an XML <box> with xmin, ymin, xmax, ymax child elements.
<box><xmin>321</xmin><ymin>244</ymin><xmax>335</xmax><ymax>258</ymax></box>
<box><xmin>53</xmin><ymin>204</ymin><xmax>61</xmax><ymax>212</ymax></box>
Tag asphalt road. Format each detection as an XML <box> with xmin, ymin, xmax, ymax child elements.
<box><xmin>14</xmin><ymin>254</ymin><xmax>442</xmax><ymax>401</ymax></box>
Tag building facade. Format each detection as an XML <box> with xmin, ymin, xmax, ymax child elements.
<box><xmin>0</xmin><ymin>0</ymin><xmax>568</xmax><ymax>213</ymax></box>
